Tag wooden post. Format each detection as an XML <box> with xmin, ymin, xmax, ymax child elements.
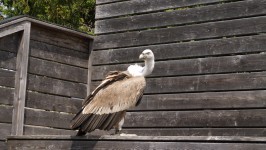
<box><xmin>11</xmin><ymin>21</ymin><xmax>31</xmax><ymax>136</ymax></box>
<box><xmin>87</xmin><ymin>40</ymin><xmax>94</xmax><ymax>96</ymax></box>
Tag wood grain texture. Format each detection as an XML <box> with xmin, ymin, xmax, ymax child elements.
<box><xmin>26</xmin><ymin>91</ymin><xmax>82</xmax><ymax>114</ymax></box>
<box><xmin>94</xmin><ymin>16</ymin><xmax>266</xmax><ymax>50</ymax></box>
<box><xmin>123</xmin><ymin>128</ymin><xmax>266</xmax><ymax>136</ymax></box>
<box><xmin>7</xmin><ymin>138</ymin><xmax>266</xmax><ymax>150</ymax></box>
<box><xmin>96</xmin><ymin>0</ymin><xmax>128</xmax><ymax>5</ymax></box>
<box><xmin>0</xmin><ymin>69</ymin><xmax>15</xmax><ymax>87</ymax></box>
<box><xmin>28</xmin><ymin>57</ymin><xmax>88</xmax><ymax>83</ymax></box>
<box><xmin>0</xmin><ymin>22</ymin><xmax>25</xmax><ymax>38</ymax></box>
<box><xmin>96</xmin><ymin>0</ymin><xmax>266</xmax><ymax>34</ymax></box>
<box><xmin>12</xmin><ymin>22</ymin><xmax>31</xmax><ymax>136</ymax></box>
<box><xmin>27</xmin><ymin>74</ymin><xmax>87</xmax><ymax>98</ymax></box>
<box><xmin>24</xmin><ymin>108</ymin><xmax>74</xmax><ymax>129</ymax></box>
<box><xmin>0</xmin><ymin>32</ymin><xmax>20</xmax><ymax>53</ymax></box>
<box><xmin>92</xmin><ymin>53</ymin><xmax>266</xmax><ymax>80</ymax></box>
<box><xmin>30</xmin><ymin>25</ymin><xmax>90</xmax><ymax>53</ymax></box>
<box><xmin>92</xmin><ymin>34</ymin><xmax>266</xmax><ymax>65</ymax></box>
<box><xmin>0</xmin><ymin>105</ymin><xmax>13</xmax><ymax>123</ymax></box>
<box><xmin>0</xmin><ymin>141</ymin><xmax>6</xmax><ymax>150</ymax></box>
<box><xmin>96</xmin><ymin>0</ymin><xmax>226</xmax><ymax>19</ymax></box>
<box><xmin>24</xmin><ymin>125</ymin><xmax>76</xmax><ymax>136</ymax></box>
<box><xmin>30</xmin><ymin>40</ymin><xmax>89</xmax><ymax>68</ymax></box>
<box><xmin>0</xmin><ymin>50</ymin><xmax>16</xmax><ymax>70</ymax></box>
<box><xmin>124</xmin><ymin>109</ymin><xmax>266</xmax><ymax>128</ymax></box>
<box><xmin>91</xmin><ymin>72</ymin><xmax>266</xmax><ymax>94</ymax></box>
<box><xmin>0</xmin><ymin>123</ymin><xmax>11</xmax><ymax>140</ymax></box>
<box><xmin>0</xmin><ymin>87</ymin><xmax>14</xmax><ymax>105</ymax></box>
<box><xmin>133</xmin><ymin>90</ymin><xmax>266</xmax><ymax>111</ymax></box>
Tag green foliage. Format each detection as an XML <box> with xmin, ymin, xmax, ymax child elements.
<box><xmin>0</xmin><ymin>0</ymin><xmax>95</xmax><ymax>34</ymax></box>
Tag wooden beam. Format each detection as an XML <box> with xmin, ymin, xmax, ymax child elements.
<box><xmin>11</xmin><ymin>21</ymin><xmax>31</xmax><ymax>136</ymax></box>
<box><xmin>0</xmin><ymin>23</ymin><xmax>25</xmax><ymax>38</ymax></box>
<box><xmin>87</xmin><ymin>40</ymin><xmax>94</xmax><ymax>96</ymax></box>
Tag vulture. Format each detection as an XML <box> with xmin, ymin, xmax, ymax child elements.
<box><xmin>70</xmin><ymin>49</ymin><xmax>155</xmax><ymax>136</ymax></box>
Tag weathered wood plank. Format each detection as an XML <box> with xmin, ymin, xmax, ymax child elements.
<box><xmin>12</xmin><ymin>22</ymin><xmax>31</xmax><ymax>136</ymax></box>
<box><xmin>91</xmin><ymin>72</ymin><xmax>266</xmax><ymax>94</ymax></box>
<box><xmin>96</xmin><ymin>0</ymin><xmax>128</xmax><ymax>5</ymax></box>
<box><xmin>24</xmin><ymin>108</ymin><xmax>74</xmax><ymax>129</ymax></box>
<box><xmin>30</xmin><ymin>25</ymin><xmax>90</xmax><ymax>53</ymax></box>
<box><xmin>96</xmin><ymin>0</ymin><xmax>228</xmax><ymax>19</ymax></box>
<box><xmin>0</xmin><ymin>123</ymin><xmax>11</xmax><ymax>140</ymax></box>
<box><xmin>0</xmin><ymin>87</ymin><xmax>14</xmax><ymax>105</ymax></box>
<box><xmin>0</xmin><ymin>69</ymin><xmax>15</xmax><ymax>87</ymax></box>
<box><xmin>30</xmin><ymin>40</ymin><xmax>89</xmax><ymax>68</ymax></box>
<box><xmin>94</xmin><ymin>16</ymin><xmax>266</xmax><ymax>50</ymax></box>
<box><xmin>92</xmin><ymin>53</ymin><xmax>266</xmax><ymax>80</ymax></box>
<box><xmin>0</xmin><ymin>50</ymin><xmax>16</xmax><ymax>70</ymax></box>
<box><xmin>133</xmin><ymin>90</ymin><xmax>266</xmax><ymax>111</ymax></box>
<box><xmin>7</xmin><ymin>139</ymin><xmax>266</xmax><ymax>150</ymax></box>
<box><xmin>27</xmin><ymin>74</ymin><xmax>87</xmax><ymax>98</ymax></box>
<box><xmin>26</xmin><ymin>91</ymin><xmax>82</xmax><ymax>114</ymax></box>
<box><xmin>0</xmin><ymin>105</ymin><xmax>13</xmax><ymax>123</ymax></box>
<box><xmin>0</xmin><ymin>32</ymin><xmax>20</xmax><ymax>53</ymax></box>
<box><xmin>24</xmin><ymin>125</ymin><xmax>77</xmax><ymax>136</ymax></box>
<box><xmin>0</xmin><ymin>141</ymin><xmax>6</xmax><ymax>150</ymax></box>
<box><xmin>145</xmin><ymin>72</ymin><xmax>266</xmax><ymax>94</ymax></box>
<box><xmin>123</xmin><ymin>128</ymin><xmax>266</xmax><ymax>136</ymax></box>
<box><xmin>124</xmin><ymin>109</ymin><xmax>266</xmax><ymax>127</ymax></box>
<box><xmin>96</xmin><ymin>0</ymin><xmax>266</xmax><ymax>34</ymax></box>
<box><xmin>28</xmin><ymin>57</ymin><xmax>88</xmax><ymax>83</ymax></box>
<box><xmin>92</xmin><ymin>34</ymin><xmax>266</xmax><ymax>65</ymax></box>
<box><xmin>0</xmin><ymin>22</ymin><xmax>25</xmax><ymax>38</ymax></box>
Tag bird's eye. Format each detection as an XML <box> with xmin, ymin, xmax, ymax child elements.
<box><xmin>146</xmin><ymin>52</ymin><xmax>150</xmax><ymax>54</ymax></box>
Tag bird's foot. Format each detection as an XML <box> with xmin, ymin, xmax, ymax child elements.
<box><xmin>111</xmin><ymin>129</ymin><xmax>121</xmax><ymax>135</ymax></box>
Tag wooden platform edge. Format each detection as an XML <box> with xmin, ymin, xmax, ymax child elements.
<box><xmin>7</xmin><ymin>135</ymin><xmax>266</xmax><ymax>143</ymax></box>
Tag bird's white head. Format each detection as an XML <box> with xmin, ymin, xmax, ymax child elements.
<box><xmin>139</xmin><ymin>49</ymin><xmax>154</xmax><ymax>61</ymax></box>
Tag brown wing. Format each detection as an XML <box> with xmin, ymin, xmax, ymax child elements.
<box><xmin>70</xmin><ymin>71</ymin><xmax>146</xmax><ymax>134</ymax></box>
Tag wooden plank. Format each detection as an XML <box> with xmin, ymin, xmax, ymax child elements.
<box><xmin>7</xmin><ymin>135</ymin><xmax>266</xmax><ymax>142</ymax></box>
<box><xmin>0</xmin><ymin>87</ymin><xmax>14</xmax><ymax>105</ymax></box>
<box><xmin>145</xmin><ymin>72</ymin><xmax>266</xmax><ymax>94</ymax></box>
<box><xmin>30</xmin><ymin>40</ymin><xmax>89</xmax><ymax>68</ymax></box>
<box><xmin>28</xmin><ymin>57</ymin><xmax>88</xmax><ymax>83</ymax></box>
<box><xmin>123</xmin><ymin>128</ymin><xmax>266</xmax><ymax>136</ymax></box>
<box><xmin>7</xmin><ymin>139</ymin><xmax>266</xmax><ymax>150</ymax></box>
<box><xmin>0</xmin><ymin>141</ymin><xmax>6</xmax><ymax>150</ymax></box>
<box><xmin>24</xmin><ymin>108</ymin><xmax>74</xmax><ymax>129</ymax></box>
<box><xmin>94</xmin><ymin>16</ymin><xmax>266</xmax><ymax>50</ymax></box>
<box><xmin>11</xmin><ymin>21</ymin><xmax>31</xmax><ymax>136</ymax></box>
<box><xmin>0</xmin><ymin>22</ymin><xmax>25</xmax><ymax>38</ymax></box>
<box><xmin>0</xmin><ymin>50</ymin><xmax>16</xmax><ymax>70</ymax></box>
<box><xmin>0</xmin><ymin>105</ymin><xmax>13</xmax><ymax>123</ymax></box>
<box><xmin>91</xmin><ymin>72</ymin><xmax>266</xmax><ymax>94</ymax></box>
<box><xmin>124</xmin><ymin>109</ymin><xmax>266</xmax><ymax>127</ymax></box>
<box><xmin>26</xmin><ymin>91</ymin><xmax>82</xmax><ymax>114</ymax></box>
<box><xmin>24</xmin><ymin>125</ymin><xmax>77</xmax><ymax>136</ymax></box>
<box><xmin>133</xmin><ymin>90</ymin><xmax>266</xmax><ymax>111</ymax></box>
<box><xmin>0</xmin><ymin>69</ymin><xmax>15</xmax><ymax>87</ymax></box>
<box><xmin>96</xmin><ymin>0</ymin><xmax>266</xmax><ymax>34</ymax></box>
<box><xmin>92</xmin><ymin>34</ymin><xmax>266</xmax><ymax>65</ymax></box>
<box><xmin>92</xmin><ymin>53</ymin><xmax>266</xmax><ymax>80</ymax></box>
<box><xmin>30</xmin><ymin>25</ymin><xmax>90</xmax><ymax>53</ymax></box>
<box><xmin>0</xmin><ymin>123</ymin><xmax>11</xmax><ymax>140</ymax></box>
<box><xmin>96</xmin><ymin>0</ymin><xmax>227</xmax><ymax>19</ymax></box>
<box><xmin>27</xmin><ymin>74</ymin><xmax>87</xmax><ymax>98</ymax></box>
<box><xmin>0</xmin><ymin>32</ymin><xmax>20</xmax><ymax>53</ymax></box>
<box><xmin>96</xmin><ymin>0</ymin><xmax>127</xmax><ymax>5</ymax></box>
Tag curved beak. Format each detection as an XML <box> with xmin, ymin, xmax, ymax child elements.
<box><xmin>139</xmin><ymin>53</ymin><xmax>145</xmax><ymax>60</ymax></box>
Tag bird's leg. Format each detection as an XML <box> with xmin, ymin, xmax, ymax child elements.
<box><xmin>114</xmin><ymin>117</ymin><xmax>125</xmax><ymax>135</ymax></box>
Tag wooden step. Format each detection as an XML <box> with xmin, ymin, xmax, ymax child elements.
<box><xmin>7</xmin><ymin>135</ymin><xmax>266</xmax><ymax>150</ymax></box>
